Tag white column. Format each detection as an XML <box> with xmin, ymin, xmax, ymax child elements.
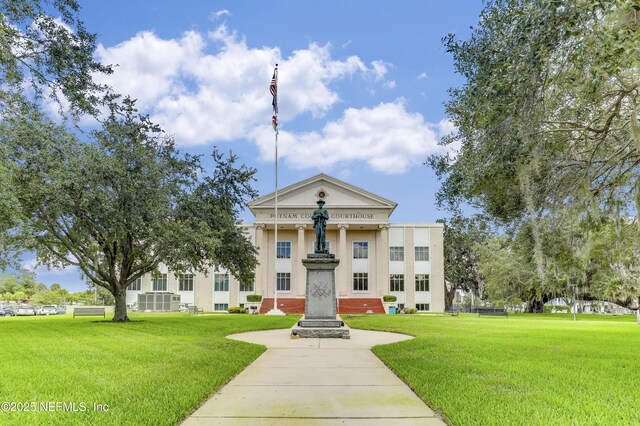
<box><xmin>295</xmin><ymin>224</ymin><xmax>307</xmax><ymax>297</ymax></box>
<box><xmin>337</xmin><ymin>224</ymin><xmax>349</xmax><ymax>297</ymax></box>
<box><xmin>379</xmin><ymin>224</ymin><xmax>390</xmax><ymax>296</ymax></box>
<box><xmin>254</xmin><ymin>224</ymin><xmax>266</xmax><ymax>295</ymax></box>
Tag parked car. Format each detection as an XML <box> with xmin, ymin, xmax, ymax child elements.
<box><xmin>55</xmin><ymin>306</ymin><xmax>67</xmax><ymax>315</ymax></box>
<box><xmin>39</xmin><ymin>305</ymin><xmax>57</xmax><ymax>315</ymax></box>
<box><xmin>3</xmin><ymin>306</ymin><xmax>16</xmax><ymax>316</ymax></box>
<box><xmin>15</xmin><ymin>305</ymin><xmax>36</xmax><ymax>316</ymax></box>
<box><xmin>0</xmin><ymin>307</ymin><xmax>5</xmax><ymax>316</ymax></box>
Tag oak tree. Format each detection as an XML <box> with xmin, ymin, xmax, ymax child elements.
<box><xmin>3</xmin><ymin>100</ymin><xmax>258</xmax><ymax>321</ymax></box>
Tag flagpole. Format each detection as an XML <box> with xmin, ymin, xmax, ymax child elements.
<box><xmin>266</xmin><ymin>64</ymin><xmax>285</xmax><ymax>316</ymax></box>
<box><xmin>274</xmin><ymin>95</ymin><xmax>279</xmax><ymax>313</ymax></box>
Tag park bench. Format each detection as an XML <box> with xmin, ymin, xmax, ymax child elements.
<box><xmin>447</xmin><ymin>307</ymin><xmax>460</xmax><ymax>317</ymax></box>
<box><xmin>476</xmin><ymin>308</ymin><xmax>508</xmax><ymax>317</ymax></box>
<box><xmin>187</xmin><ymin>305</ymin><xmax>204</xmax><ymax>315</ymax></box>
<box><xmin>73</xmin><ymin>307</ymin><xmax>106</xmax><ymax>318</ymax></box>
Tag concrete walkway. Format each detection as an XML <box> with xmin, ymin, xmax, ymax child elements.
<box><xmin>181</xmin><ymin>326</ymin><xmax>445</xmax><ymax>425</ymax></box>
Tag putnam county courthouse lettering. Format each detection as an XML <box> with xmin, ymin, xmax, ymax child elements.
<box><xmin>128</xmin><ymin>174</ymin><xmax>445</xmax><ymax>314</ymax></box>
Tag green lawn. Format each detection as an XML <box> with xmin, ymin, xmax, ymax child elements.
<box><xmin>0</xmin><ymin>313</ymin><xmax>298</xmax><ymax>426</ymax></box>
<box><xmin>343</xmin><ymin>313</ymin><xmax>640</xmax><ymax>425</ymax></box>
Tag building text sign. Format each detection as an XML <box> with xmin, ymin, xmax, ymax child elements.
<box><xmin>268</xmin><ymin>211</ymin><xmax>376</xmax><ymax>220</ymax></box>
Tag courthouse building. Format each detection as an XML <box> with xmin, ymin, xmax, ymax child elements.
<box><xmin>127</xmin><ymin>174</ymin><xmax>445</xmax><ymax>314</ymax></box>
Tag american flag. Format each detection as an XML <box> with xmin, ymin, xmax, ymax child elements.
<box><xmin>270</xmin><ymin>68</ymin><xmax>278</xmax><ymax>114</ymax></box>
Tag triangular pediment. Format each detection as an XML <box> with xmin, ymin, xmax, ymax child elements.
<box><xmin>248</xmin><ymin>174</ymin><xmax>397</xmax><ymax>221</ymax></box>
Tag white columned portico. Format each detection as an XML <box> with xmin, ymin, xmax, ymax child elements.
<box><xmin>295</xmin><ymin>224</ymin><xmax>307</xmax><ymax>296</ymax></box>
<box><xmin>337</xmin><ymin>224</ymin><xmax>349</xmax><ymax>296</ymax></box>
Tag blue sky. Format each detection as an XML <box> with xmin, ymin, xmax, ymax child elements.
<box><xmin>19</xmin><ymin>1</ymin><xmax>484</xmax><ymax>292</ymax></box>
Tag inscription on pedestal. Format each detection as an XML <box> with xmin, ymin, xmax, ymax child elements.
<box><xmin>298</xmin><ymin>320</ymin><xmax>344</xmax><ymax>328</ymax></box>
<box><xmin>311</xmin><ymin>282</ymin><xmax>331</xmax><ymax>298</ymax></box>
<box><xmin>305</xmin><ymin>268</ymin><xmax>337</xmax><ymax>319</ymax></box>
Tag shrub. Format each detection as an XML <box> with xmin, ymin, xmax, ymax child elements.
<box><xmin>227</xmin><ymin>307</ymin><xmax>247</xmax><ymax>314</ymax></box>
<box><xmin>402</xmin><ymin>307</ymin><xmax>417</xmax><ymax>314</ymax></box>
<box><xmin>382</xmin><ymin>295</ymin><xmax>397</xmax><ymax>302</ymax></box>
<box><xmin>246</xmin><ymin>294</ymin><xmax>263</xmax><ymax>302</ymax></box>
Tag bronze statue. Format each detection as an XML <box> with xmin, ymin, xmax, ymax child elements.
<box><xmin>312</xmin><ymin>200</ymin><xmax>329</xmax><ymax>253</ymax></box>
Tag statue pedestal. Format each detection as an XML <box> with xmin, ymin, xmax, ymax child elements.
<box><xmin>292</xmin><ymin>254</ymin><xmax>349</xmax><ymax>339</ymax></box>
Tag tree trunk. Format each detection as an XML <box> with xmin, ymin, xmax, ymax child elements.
<box><xmin>445</xmin><ymin>284</ymin><xmax>456</xmax><ymax>310</ymax></box>
<box><xmin>112</xmin><ymin>289</ymin><xmax>130</xmax><ymax>322</ymax></box>
<box><xmin>526</xmin><ymin>300</ymin><xmax>542</xmax><ymax>313</ymax></box>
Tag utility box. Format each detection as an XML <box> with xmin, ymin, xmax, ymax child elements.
<box><xmin>138</xmin><ymin>292</ymin><xmax>181</xmax><ymax>312</ymax></box>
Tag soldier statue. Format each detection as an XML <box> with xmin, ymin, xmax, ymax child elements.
<box><xmin>311</xmin><ymin>200</ymin><xmax>329</xmax><ymax>253</ymax></box>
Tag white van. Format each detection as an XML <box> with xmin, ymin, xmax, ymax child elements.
<box><xmin>39</xmin><ymin>305</ymin><xmax>58</xmax><ymax>315</ymax></box>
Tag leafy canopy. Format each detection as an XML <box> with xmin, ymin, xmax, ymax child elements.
<box><xmin>3</xmin><ymin>99</ymin><xmax>258</xmax><ymax>321</ymax></box>
<box><xmin>430</xmin><ymin>0</ymin><xmax>640</xmax><ymax>308</ymax></box>
<box><xmin>432</xmin><ymin>0</ymin><xmax>640</xmax><ymax>220</ymax></box>
<box><xmin>0</xmin><ymin>0</ymin><xmax>112</xmax><ymax>116</ymax></box>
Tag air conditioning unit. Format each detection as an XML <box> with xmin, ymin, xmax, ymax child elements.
<box><xmin>138</xmin><ymin>292</ymin><xmax>181</xmax><ymax>312</ymax></box>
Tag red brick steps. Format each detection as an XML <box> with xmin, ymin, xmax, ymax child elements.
<box><xmin>258</xmin><ymin>298</ymin><xmax>385</xmax><ymax>315</ymax></box>
<box><xmin>259</xmin><ymin>298</ymin><xmax>305</xmax><ymax>314</ymax></box>
<box><xmin>337</xmin><ymin>298</ymin><xmax>385</xmax><ymax>314</ymax></box>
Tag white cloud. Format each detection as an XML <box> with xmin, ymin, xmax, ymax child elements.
<box><xmin>417</xmin><ymin>72</ymin><xmax>429</xmax><ymax>80</ymax></box>
<box><xmin>209</xmin><ymin>9</ymin><xmax>230</xmax><ymax>21</ymax></box>
<box><xmin>91</xmin><ymin>23</ymin><xmax>444</xmax><ymax>174</ymax></box>
<box><xmin>94</xmin><ymin>26</ymin><xmax>381</xmax><ymax>146</ymax></box>
<box><xmin>370</xmin><ymin>60</ymin><xmax>396</xmax><ymax>89</ymax></box>
<box><xmin>96</xmin><ymin>31</ymin><xmax>205</xmax><ymax>110</ymax></box>
<box><xmin>251</xmin><ymin>100</ymin><xmax>446</xmax><ymax>174</ymax></box>
<box><xmin>436</xmin><ymin>118</ymin><xmax>460</xmax><ymax>158</ymax></box>
<box><xmin>370</xmin><ymin>60</ymin><xmax>389</xmax><ymax>80</ymax></box>
<box><xmin>436</xmin><ymin>118</ymin><xmax>456</xmax><ymax>138</ymax></box>
<box><xmin>21</xmin><ymin>258</ymin><xmax>39</xmax><ymax>272</ymax></box>
<box><xmin>22</xmin><ymin>257</ymin><xmax>79</xmax><ymax>277</ymax></box>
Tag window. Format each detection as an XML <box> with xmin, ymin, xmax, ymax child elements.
<box><xmin>214</xmin><ymin>273</ymin><xmax>229</xmax><ymax>291</ymax></box>
<box><xmin>416</xmin><ymin>303</ymin><xmax>430</xmax><ymax>311</ymax></box>
<box><xmin>277</xmin><ymin>241</ymin><xmax>291</xmax><ymax>259</ymax></box>
<box><xmin>353</xmin><ymin>273</ymin><xmax>369</xmax><ymax>291</ymax></box>
<box><xmin>390</xmin><ymin>274</ymin><xmax>405</xmax><ymax>292</ymax></box>
<box><xmin>214</xmin><ymin>303</ymin><xmax>228</xmax><ymax>311</ymax></box>
<box><xmin>276</xmin><ymin>273</ymin><xmax>291</xmax><ymax>291</ymax></box>
<box><xmin>390</xmin><ymin>246</ymin><xmax>404</xmax><ymax>261</ymax></box>
<box><xmin>239</xmin><ymin>282</ymin><xmax>254</xmax><ymax>292</ymax></box>
<box><xmin>152</xmin><ymin>274</ymin><xmax>167</xmax><ymax>291</ymax></box>
<box><xmin>415</xmin><ymin>274</ymin><xmax>430</xmax><ymax>292</ymax></box>
<box><xmin>129</xmin><ymin>278</ymin><xmax>141</xmax><ymax>291</ymax></box>
<box><xmin>179</xmin><ymin>273</ymin><xmax>194</xmax><ymax>291</ymax></box>
<box><xmin>353</xmin><ymin>242</ymin><xmax>369</xmax><ymax>259</ymax></box>
<box><xmin>415</xmin><ymin>246</ymin><xmax>429</xmax><ymax>261</ymax></box>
